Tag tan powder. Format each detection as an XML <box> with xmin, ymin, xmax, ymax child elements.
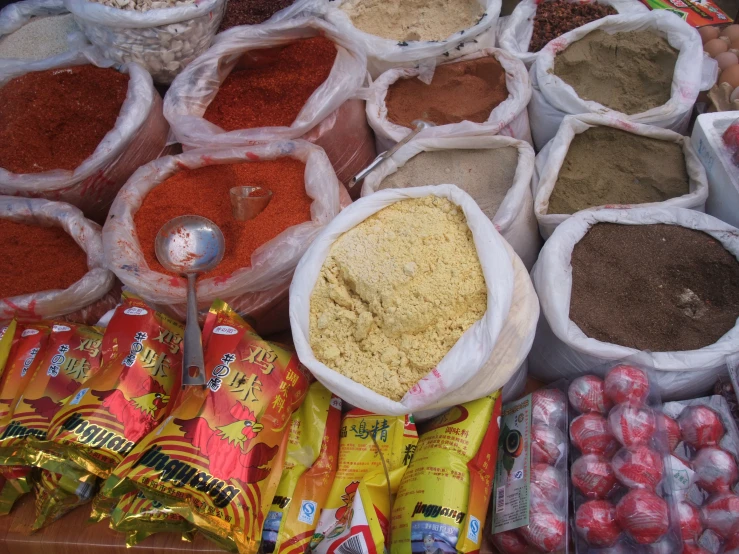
<box><xmin>309</xmin><ymin>196</ymin><xmax>487</xmax><ymax>401</ymax></box>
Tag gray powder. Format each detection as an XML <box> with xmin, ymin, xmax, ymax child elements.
<box><xmin>379</xmin><ymin>147</ymin><xmax>520</xmax><ymax>220</ymax></box>
<box><xmin>0</xmin><ymin>15</ymin><xmax>79</xmax><ymax>60</ymax></box>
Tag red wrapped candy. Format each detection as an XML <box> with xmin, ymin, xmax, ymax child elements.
<box><xmin>609</xmin><ymin>403</ymin><xmax>656</xmax><ymax>447</ymax></box>
<box><xmin>646</xmin><ymin>538</ymin><xmax>682</xmax><ymax>554</ymax></box>
<box><xmin>701</xmin><ymin>493</ymin><xmax>739</xmax><ymax>538</ymax></box>
<box><xmin>571</xmin><ymin>413</ymin><xmax>619</xmax><ymax>456</ymax></box>
<box><xmin>571</xmin><ymin>454</ymin><xmax>618</xmax><ymax>499</ymax></box>
<box><xmin>531</xmin><ymin>463</ymin><xmax>565</xmax><ymax>505</ymax></box>
<box><xmin>569</xmin><ymin>375</ymin><xmax>613</xmax><ymax>415</ymax></box>
<box><xmin>723</xmin><ymin>534</ymin><xmax>739</xmax><ymax>554</ymax></box>
<box><xmin>693</xmin><ymin>447</ymin><xmax>739</xmax><ymax>494</ymax></box>
<box><xmin>575</xmin><ymin>499</ymin><xmax>621</xmax><ymax>547</ymax></box>
<box><xmin>616</xmin><ymin>489</ymin><xmax>670</xmax><ymax>544</ymax></box>
<box><xmin>676</xmin><ymin>501</ymin><xmax>703</xmax><ymax>541</ymax></box>
<box><xmin>532</xmin><ymin>423</ymin><xmax>565</xmax><ymax>465</ymax></box>
<box><xmin>604</xmin><ymin>364</ymin><xmax>650</xmax><ymax>405</ymax></box>
<box><xmin>532</xmin><ymin>388</ymin><xmax>567</xmax><ymax>428</ymax></box>
<box><xmin>658</xmin><ymin>413</ymin><xmax>681</xmax><ymax>452</ymax></box>
<box><xmin>682</xmin><ymin>543</ymin><xmax>711</xmax><ymax>554</ymax></box>
<box><xmin>678</xmin><ymin>405</ymin><xmax>725</xmax><ymax>449</ymax></box>
<box><xmin>520</xmin><ymin>501</ymin><xmax>566</xmax><ymax>552</ymax></box>
<box><xmin>492</xmin><ymin>530</ymin><xmax>528</xmax><ymax>554</ymax></box>
<box><xmin>612</xmin><ymin>445</ymin><xmax>664</xmax><ymax>490</ymax></box>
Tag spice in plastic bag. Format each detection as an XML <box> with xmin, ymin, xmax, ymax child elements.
<box><xmin>219</xmin><ymin>0</ymin><xmax>296</xmax><ymax>29</ymax></box>
<box><xmin>32</xmin><ymin>468</ymin><xmax>99</xmax><ymax>530</ymax></box>
<box><xmin>110</xmin><ymin>490</ymin><xmax>196</xmax><ymax>546</ymax></box>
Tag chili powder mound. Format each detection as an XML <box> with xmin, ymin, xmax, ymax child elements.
<box><xmin>203</xmin><ymin>37</ymin><xmax>337</xmax><ymax>131</ymax></box>
<box><xmin>135</xmin><ymin>159</ymin><xmax>311</xmax><ymax>279</ymax></box>
<box><xmin>0</xmin><ymin>66</ymin><xmax>129</xmax><ymax>174</ymax></box>
<box><xmin>218</xmin><ymin>0</ymin><xmax>297</xmax><ymax>30</ymax></box>
<box><xmin>0</xmin><ymin>219</ymin><xmax>89</xmax><ymax>298</ymax></box>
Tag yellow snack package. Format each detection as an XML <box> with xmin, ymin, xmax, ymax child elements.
<box><xmin>89</xmin><ymin>490</ymin><xmax>117</xmax><ymax>523</ymax></box>
<box><xmin>0</xmin><ymin>465</ymin><xmax>32</xmax><ymax>515</ymax></box>
<box><xmin>32</xmin><ymin>468</ymin><xmax>99</xmax><ymax>530</ymax></box>
<box><xmin>0</xmin><ymin>321</ymin><xmax>18</xmax><ymax>378</ymax></box>
<box><xmin>310</xmin><ymin>410</ymin><xmax>418</xmax><ymax>554</ymax></box>
<box><xmin>390</xmin><ymin>393</ymin><xmax>502</xmax><ymax>554</ymax></box>
<box><xmin>262</xmin><ymin>383</ymin><xmax>341</xmax><ymax>554</ymax></box>
<box><xmin>110</xmin><ymin>490</ymin><xmax>196</xmax><ymax>546</ymax></box>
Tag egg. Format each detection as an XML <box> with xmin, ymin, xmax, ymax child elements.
<box><xmin>716</xmin><ymin>51</ymin><xmax>739</xmax><ymax>70</ymax></box>
<box><xmin>705</xmin><ymin>38</ymin><xmax>729</xmax><ymax>57</ymax></box>
<box><xmin>700</xmin><ymin>26</ymin><xmax>721</xmax><ymax>44</ymax></box>
<box><xmin>720</xmin><ymin>64</ymin><xmax>739</xmax><ymax>89</ymax></box>
<box><xmin>731</xmin><ymin>87</ymin><xmax>739</xmax><ymax>103</ymax></box>
<box><xmin>720</xmin><ymin>24</ymin><xmax>739</xmax><ymax>44</ymax></box>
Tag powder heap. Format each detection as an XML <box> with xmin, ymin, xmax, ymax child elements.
<box><xmin>554</xmin><ymin>30</ymin><xmax>678</xmax><ymax>115</ymax></box>
<box><xmin>309</xmin><ymin>196</ymin><xmax>487</xmax><ymax>401</ymax></box>
<box><xmin>529</xmin><ymin>0</ymin><xmax>617</xmax><ymax>53</ymax></box>
<box><xmin>570</xmin><ymin>223</ymin><xmax>739</xmax><ymax>352</ymax></box>
<box><xmin>204</xmin><ymin>37</ymin><xmax>337</xmax><ymax>131</ymax></box>
<box><xmin>385</xmin><ymin>57</ymin><xmax>508</xmax><ymax>128</ymax></box>
<box><xmin>0</xmin><ymin>66</ymin><xmax>129</xmax><ymax>174</ymax></box>
<box><xmin>135</xmin><ymin>159</ymin><xmax>311</xmax><ymax>280</ymax></box>
<box><xmin>379</xmin><ymin>147</ymin><xmax>519</xmax><ymax>220</ymax></box>
<box><xmin>0</xmin><ymin>15</ymin><xmax>79</xmax><ymax>60</ymax></box>
<box><xmin>0</xmin><ymin>219</ymin><xmax>89</xmax><ymax>298</ymax></box>
<box><xmin>218</xmin><ymin>0</ymin><xmax>296</xmax><ymax>30</ymax></box>
<box><xmin>548</xmin><ymin>127</ymin><xmax>689</xmax><ymax>214</ymax></box>
<box><xmin>339</xmin><ymin>0</ymin><xmax>484</xmax><ymax>42</ymax></box>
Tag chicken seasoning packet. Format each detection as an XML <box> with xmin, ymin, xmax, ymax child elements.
<box><xmin>110</xmin><ymin>490</ymin><xmax>196</xmax><ymax>546</ymax></box>
<box><xmin>105</xmin><ymin>300</ymin><xmax>310</xmax><ymax>554</ymax></box>
<box><xmin>45</xmin><ymin>293</ymin><xmax>185</xmax><ymax>478</ymax></box>
<box><xmin>33</xmin><ymin>468</ymin><xmax>99</xmax><ymax>530</ymax></box>
<box><xmin>0</xmin><ymin>321</ymin><xmax>18</xmax><ymax>379</ymax></box>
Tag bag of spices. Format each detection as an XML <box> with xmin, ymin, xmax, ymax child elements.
<box><xmin>290</xmin><ymin>184</ymin><xmax>539</xmax><ymax>417</ymax></box>
<box><xmin>32</xmin><ymin>468</ymin><xmax>98</xmax><ymax>530</ymax></box>
<box><xmin>217</xmin><ymin>0</ymin><xmax>314</xmax><ymax>32</ymax></box>
<box><xmin>110</xmin><ymin>490</ymin><xmax>195</xmax><ymax>546</ymax></box>
<box><xmin>0</xmin><ymin>465</ymin><xmax>33</xmax><ymax>514</ymax></box>
<box><xmin>527</xmin><ymin>11</ymin><xmax>717</xmax><ymax>150</ymax></box>
<box><xmin>164</xmin><ymin>17</ymin><xmax>373</xmax><ymax>186</ymax></box>
<box><xmin>529</xmin><ymin>206</ymin><xmax>739</xmax><ymax>399</ymax></box>
<box><xmin>360</xmin><ymin>135</ymin><xmax>540</xmax><ymax>270</ymax></box>
<box><xmin>0</xmin><ymin>49</ymin><xmax>169</xmax><ymax>221</ymax></box>
<box><xmin>0</xmin><ymin>321</ymin><xmax>18</xmax><ymax>379</ymax></box>
<box><xmin>104</xmin><ymin>141</ymin><xmax>342</xmax><ymax>334</ymax></box>
<box><xmin>367</xmin><ymin>48</ymin><xmax>533</xmax><ymax>151</ymax></box>
<box><xmin>533</xmin><ymin>114</ymin><xmax>710</xmax><ymax>239</ymax></box>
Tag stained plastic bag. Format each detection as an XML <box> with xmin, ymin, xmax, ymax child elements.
<box><xmin>497</xmin><ymin>0</ymin><xmax>647</xmax><ymax>68</ymax></box>
<box><xmin>529</xmin><ymin>206</ymin><xmax>739</xmax><ymax>400</ymax></box>
<box><xmin>290</xmin><ymin>184</ymin><xmax>539</xmax><ymax>417</ymax></box>
<box><xmin>533</xmin><ymin>114</ymin><xmax>710</xmax><ymax>239</ymax></box>
<box><xmin>317</xmin><ymin>0</ymin><xmax>501</xmax><ymax>78</ymax></box>
<box><xmin>360</xmin><ymin>135</ymin><xmax>541</xmax><ymax>270</ymax></box>
<box><xmin>104</xmin><ymin>141</ymin><xmax>342</xmax><ymax>332</ymax></box>
<box><xmin>0</xmin><ymin>49</ymin><xmax>170</xmax><ymax>222</ymax></box>
<box><xmin>528</xmin><ymin>11</ymin><xmax>717</xmax><ymax>150</ymax></box>
<box><xmin>65</xmin><ymin>0</ymin><xmax>226</xmax><ymax>84</ymax></box>
<box><xmin>0</xmin><ymin>197</ymin><xmax>115</xmax><ymax>323</ymax></box>
<box><xmin>366</xmin><ymin>48</ymin><xmax>532</xmax><ymax>152</ymax></box>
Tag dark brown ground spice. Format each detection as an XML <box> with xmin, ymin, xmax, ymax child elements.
<box><xmin>570</xmin><ymin>223</ymin><xmax>739</xmax><ymax>352</ymax></box>
<box><xmin>219</xmin><ymin>0</ymin><xmax>297</xmax><ymax>30</ymax></box>
<box><xmin>0</xmin><ymin>66</ymin><xmax>129</xmax><ymax>174</ymax></box>
<box><xmin>0</xmin><ymin>219</ymin><xmax>89</xmax><ymax>298</ymax></box>
<box><xmin>530</xmin><ymin>0</ymin><xmax>617</xmax><ymax>53</ymax></box>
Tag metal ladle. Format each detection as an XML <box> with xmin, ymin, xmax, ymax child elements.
<box><xmin>155</xmin><ymin>215</ymin><xmax>225</xmax><ymax>388</ymax></box>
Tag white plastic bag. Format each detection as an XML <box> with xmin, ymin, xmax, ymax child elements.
<box><xmin>367</xmin><ymin>48</ymin><xmax>532</xmax><ymax>152</ymax></box>
<box><xmin>0</xmin><ymin>49</ymin><xmax>170</xmax><ymax>223</ymax></box>
<box><xmin>533</xmin><ymin>114</ymin><xmax>710</xmax><ymax>239</ymax></box>
<box><xmin>103</xmin><ymin>140</ymin><xmax>343</xmax><ymax>335</ymax></box>
<box><xmin>529</xmin><ymin>206</ymin><xmax>739</xmax><ymax>400</ymax></box>
<box><xmin>360</xmin><ymin>135</ymin><xmax>541</xmax><ymax>269</ymax></box>
<box><xmin>528</xmin><ymin>11</ymin><xmax>716</xmax><ymax>150</ymax></box>
<box><xmin>0</xmin><ymin>196</ymin><xmax>115</xmax><ymax>323</ymax></box>
<box><xmin>290</xmin><ymin>184</ymin><xmax>539</xmax><ymax>416</ymax></box>
<box><xmin>498</xmin><ymin>0</ymin><xmax>647</xmax><ymax>68</ymax></box>
<box><xmin>65</xmin><ymin>0</ymin><xmax>226</xmax><ymax>84</ymax></box>
<box><xmin>317</xmin><ymin>0</ymin><xmax>501</xmax><ymax>78</ymax></box>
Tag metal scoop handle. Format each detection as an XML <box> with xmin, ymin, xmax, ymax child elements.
<box><xmin>183</xmin><ymin>273</ymin><xmax>206</xmax><ymax>387</ymax></box>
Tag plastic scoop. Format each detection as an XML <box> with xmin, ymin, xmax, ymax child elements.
<box><xmin>230</xmin><ymin>186</ymin><xmax>273</xmax><ymax>221</ymax></box>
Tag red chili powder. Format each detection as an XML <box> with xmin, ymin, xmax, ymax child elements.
<box><xmin>0</xmin><ymin>220</ymin><xmax>89</xmax><ymax>298</ymax></box>
<box><xmin>203</xmin><ymin>37</ymin><xmax>337</xmax><ymax>131</ymax></box>
<box><xmin>135</xmin><ymin>159</ymin><xmax>312</xmax><ymax>279</ymax></box>
<box><xmin>0</xmin><ymin>66</ymin><xmax>129</xmax><ymax>174</ymax></box>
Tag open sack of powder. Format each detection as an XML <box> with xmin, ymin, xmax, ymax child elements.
<box><xmin>103</xmin><ymin>140</ymin><xmax>343</xmax><ymax>335</ymax></box>
<box><xmin>529</xmin><ymin>206</ymin><xmax>739</xmax><ymax>399</ymax></box>
<box><xmin>528</xmin><ymin>11</ymin><xmax>718</xmax><ymax>150</ymax></box>
<box><xmin>360</xmin><ymin>135</ymin><xmax>541</xmax><ymax>270</ymax></box>
<box><xmin>0</xmin><ymin>196</ymin><xmax>117</xmax><ymax>324</ymax></box>
<box><xmin>533</xmin><ymin>114</ymin><xmax>709</xmax><ymax>238</ymax></box>
<box><xmin>0</xmin><ymin>49</ymin><xmax>169</xmax><ymax>222</ymax></box>
<box><xmin>367</xmin><ymin>48</ymin><xmax>532</xmax><ymax>151</ymax></box>
<box><xmin>290</xmin><ymin>185</ymin><xmax>539</xmax><ymax>418</ymax></box>
<box><xmin>164</xmin><ymin>17</ymin><xmax>376</xmax><ymax>187</ymax></box>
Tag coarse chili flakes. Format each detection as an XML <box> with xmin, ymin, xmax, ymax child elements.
<box><xmin>0</xmin><ymin>65</ymin><xmax>129</xmax><ymax>174</ymax></box>
<box><xmin>218</xmin><ymin>0</ymin><xmax>297</xmax><ymax>30</ymax></box>
<box><xmin>0</xmin><ymin>219</ymin><xmax>89</xmax><ymax>298</ymax></box>
<box><xmin>134</xmin><ymin>159</ymin><xmax>312</xmax><ymax>280</ymax></box>
<box><xmin>203</xmin><ymin>36</ymin><xmax>337</xmax><ymax>131</ymax></box>
<box><xmin>530</xmin><ymin>0</ymin><xmax>617</xmax><ymax>53</ymax></box>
